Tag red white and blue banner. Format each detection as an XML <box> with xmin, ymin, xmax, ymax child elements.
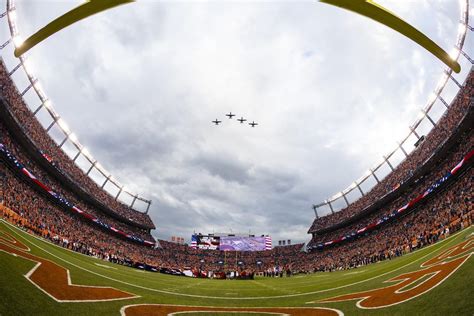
<box><xmin>0</xmin><ymin>143</ymin><xmax>155</xmax><ymax>247</ymax></box>
<box><xmin>311</xmin><ymin>149</ymin><xmax>473</xmax><ymax>250</ymax></box>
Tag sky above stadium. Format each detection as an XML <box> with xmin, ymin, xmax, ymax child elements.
<box><xmin>2</xmin><ymin>0</ymin><xmax>472</xmax><ymax>244</ymax></box>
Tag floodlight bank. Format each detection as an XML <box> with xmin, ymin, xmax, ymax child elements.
<box><xmin>2</xmin><ymin>0</ymin><xmax>151</xmax><ymax>214</ymax></box>
<box><xmin>313</xmin><ymin>0</ymin><xmax>471</xmax><ymax>218</ymax></box>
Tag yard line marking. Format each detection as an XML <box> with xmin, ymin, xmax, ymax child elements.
<box><xmin>95</xmin><ymin>263</ymin><xmax>117</xmax><ymax>270</ymax></box>
<box><xmin>1</xmin><ymin>220</ymin><xmax>469</xmax><ymax>301</ymax></box>
<box><xmin>343</xmin><ymin>270</ymin><xmax>366</xmax><ymax>276</ymax></box>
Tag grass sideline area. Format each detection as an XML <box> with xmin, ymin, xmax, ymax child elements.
<box><xmin>0</xmin><ymin>219</ymin><xmax>472</xmax><ymax>316</ymax></box>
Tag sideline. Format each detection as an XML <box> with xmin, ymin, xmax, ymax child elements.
<box><xmin>1</xmin><ymin>220</ymin><xmax>470</xmax><ymax>301</ymax></box>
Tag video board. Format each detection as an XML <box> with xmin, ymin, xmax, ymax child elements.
<box><xmin>191</xmin><ymin>234</ymin><xmax>272</xmax><ymax>251</ymax></box>
<box><xmin>191</xmin><ymin>235</ymin><xmax>220</xmax><ymax>250</ymax></box>
<box><xmin>219</xmin><ymin>236</ymin><xmax>269</xmax><ymax>251</ymax></box>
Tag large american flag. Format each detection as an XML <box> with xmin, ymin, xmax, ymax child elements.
<box><xmin>265</xmin><ymin>236</ymin><xmax>272</xmax><ymax>250</ymax></box>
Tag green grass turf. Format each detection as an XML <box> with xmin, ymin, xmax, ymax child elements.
<box><xmin>0</xmin><ymin>219</ymin><xmax>472</xmax><ymax>315</ymax></box>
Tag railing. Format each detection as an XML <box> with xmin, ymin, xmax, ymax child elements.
<box><xmin>312</xmin><ymin>0</ymin><xmax>472</xmax><ymax>218</ymax></box>
<box><xmin>0</xmin><ymin>0</ymin><xmax>151</xmax><ymax>214</ymax></box>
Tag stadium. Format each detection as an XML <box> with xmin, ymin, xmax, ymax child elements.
<box><xmin>0</xmin><ymin>0</ymin><xmax>473</xmax><ymax>315</ymax></box>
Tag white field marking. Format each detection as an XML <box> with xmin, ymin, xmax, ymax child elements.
<box><xmin>312</xmin><ymin>244</ymin><xmax>474</xmax><ymax>309</ymax></box>
<box><xmin>119</xmin><ymin>304</ymin><xmax>344</xmax><ymax>316</ymax></box>
<box><xmin>0</xmin><ymin>220</ymin><xmax>187</xmax><ymax>286</ymax></box>
<box><xmin>164</xmin><ymin>280</ymin><xmax>208</xmax><ymax>292</ymax></box>
<box><xmin>394</xmin><ymin>272</ymin><xmax>437</xmax><ymax>294</ymax></box>
<box><xmin>0</xmin><ymin>230</ymin><xmax>31</xmax><ymax>252</ymax></box>
<box><xmin>2</xmin><ymin>220</ymin><xmax>470</xmax><ymax>301</ymax></box>
<box><xmin>169</xmin><ymin>312</ymin><xmax>289</xmax><ymax>315</ymax></box>
<box><xmin>0</xmin><ymin>223</ymin><xmax>140</xmax><ymax>303</ymax></box>
<box><xmin>225</xmin><ymin>293</ymin><xmax>238</xmax><ymax>295</ymax></box>
<box><xmin>251</xmin><ymin>281</ymin><xmax>300</xmax><ymax>295</ymax></box>
<box><xmin>94</xmin><ymin>263</ymin><xmax>117</xmax><ymax>270</ymax></box>
<box><xmin>343</xmin><ymin>270</ymin><xmax>366</xmax><ymax>276</ymax></box>
<box><xmin>304</xmin><ymin>229</ymin><xmax>472</xmax><ymax>304</ymax></box>
<box><xmin>352</xmin><ymin>254</ymin><xmax>472</xmax><ymax>310</ymax></box>
<box><xmin>0</xmin><ymin>249</ymin><xmax>139</xmax><ymax>303</ymax></box>
<box><xmin>421</xmin><ymin>238</ymin><xmax>474</xmax><ymax>268</ymax></box>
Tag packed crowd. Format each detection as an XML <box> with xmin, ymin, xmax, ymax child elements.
<box><xmin>308</xmin><ymin>127</ymin><xmax>474</xmax><ymax>247</ymax></box>
<box><xmin>302</xmin><ymin>167</ymin><xmax>472</xmax><ymax>272</ymax></box>
<box><xmin>309</xmin><ymin>70</ymin><xmax>473</xmax><ymax>233</ymax></box>
<box><xmin>0</xmin><ymin>60</ymin><xmax>154</xmax><ymax>229</ymax></box>
<box><xmin>1</xmin><ymin>150</ymin><xmax>471</xmax><ymax>274</ymax></box>
<box><xmin>0</xmin><ymin>122</ymin><xmax>153</xmax><ymax>241</ymax></box>
<box><xmin>0</xmin><ymin>59</ymin><xmax>472</xmax><ymax>276</ymax></box>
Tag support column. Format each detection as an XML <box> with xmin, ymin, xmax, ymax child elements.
<box><xmin>73</xmin><ymin>150</ymin><xmax>81</xmax><ymax>162</ymax></box>
<box><xmin>356</xmin><ymin>183</ymin><xmax>364</xmax><ymax>196</ymax></box>
<box><xmin>21</xmin><ymin>79</ymin><xmax>37</xmax><ymax>96</ymax></box>
<box><xmin>384</xmin><ymin>156</ymin><xmax>394</xmax><ymax>171</ymax></box>
<box><xmin>146</xmin><ymin>201</ymin><xmax>151</xmax><ymax>214</ymax></box>
<box><xmin>342</xmin><ymin>193</ymin><xmax>349</xmax><ymax>206</ymax></box>
<box><xmin>115</xmin><ymin>187</ymin><xmax>123</xmax><ymax>200</ymax></box>
<box><xmin>410</xmin><ymin>127</ymin><xmax>420</xmax><ymax>139</ymax></box>
<box><xmin>86</xmin><ymin>161</ymin><xmax>97</xmax><ymax>175</ymax></box>
<box><xmin>33</xmin><ymin>101</ymin><xmax>46</xmax><ymax>115</ymax></box>
<box><xmin>46</xmin><ymin>119</ymin><xmax>56</xmax><ymax>132</ymax></box>
<box><xmin>59</xmin><ymin>134</ymin><xmax>68</xmax><ymax>147</ymax></box>
<box><xmin>328</xmin><ymin>202</ymin><xmax>335</xmax><ymax>214</ymax></box>
<box><xmin>312</xmin><ymin>205</ymin><xmax>319</xmax><ymax>219</ymax></box>
<box><xmin>0</xmin><ymin>38</ymin><xmax>11</xmax><ymax>50</ymax></box>
<box><xmin>456</xmin><ymin>46</ymin><xmax>473</xmax><ymax>64</ymax></box>
<box><xmin>398</xmin><ymin>142</ymin><xmax>408</xmax><ymax>157</ymax></box>
<box><xmin>371</xmin><ymin>169</ymin><xmax>380</xmax><ymax>184</ymax></box>
<box><xmin>0</xmin><ymin>11</ymin><xmax>7</xmax><ymax>18</ymax></box>
<box><xmin>425</xmin><ymin>113</ymin><xmax>436</xmax><ymax>126</ymax></box>
<box><xmin>8</xmin><ymin>62</ymin><xmax>22</xmax><ymax>76</ymax></box>
<box><xmin>101</xmin><ymin>176</ymin><xmax>109</xmax><ymax>189</ymax></box>
<box><xmin>131</xmin><ymin>195</ymin><xmax>138</xmax><ymax>208</ymax></box>
<box><xmin>438</xmin><ymin>95</ymin><xmax>449</xmax><ymax>108</ymax></box>
<box><xmin>445</xmin><ymin>71</ymin><xmax>462</xmax><ymax>88</ymax></box>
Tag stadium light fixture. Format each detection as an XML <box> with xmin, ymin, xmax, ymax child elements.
<box><xmin>416</xmin><ymin>110</ymin><xmax>426</xmax><ymax>121</ymax></box>
<box><xmin>68</xmin><ymin>133</ymin><xmax>78</xmax><ymax>143</ymax></box>
<box><xmin>22</xmin><ymin>59</ymin><xmax>34</xmax><ymax>76</ymax></box>
<box><xmin>95</xmin><ymin>162</ymin><xmax>108</xmax><ymax>175</ymax></box>
<box><xmin>12</xmin><ymin>34</ymin><xmax>22</xmax><ymax>47</ymax></box>
<box><xmin>43</xmin><ymin>99</ymin><xmax>52</xmax><ymax>110</ymax></box>
<box><xmin>458</xmin><ymin>23</ymin><xmax>467</xmax><ymax>35</ymax></box>
<box><xmin>7</xmin><ymin>9</ymin><xmax>16</xmax><ymax>22</ymax></box>
<box><xmin>57</xmin><ymin>118</ymin><xmax>70</xmax><ymax>134</ymax></box>
<box><xmin>435</xmin><ymin>74</ymin><xmax>449</xmax><ymax>93</ymax></box>
<box><xmin>427</xmin><ymin>92</ymin><xmax>438</xmax><ymax>105</ymax></box>
<box><xmin>449</xmin><ymin>47</ymin><xmax>460</xmax><ymax>60</ymax></box>
<box><xmin>81</xmin><ymin>147</ymin><xmax>92</xmax><ymax>160</ymax></box>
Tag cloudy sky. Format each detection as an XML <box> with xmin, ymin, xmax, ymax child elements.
<box><xmin>1</xmin><ymin>0</ymin><xmax>472</xmax><ymax>244</ymax></box>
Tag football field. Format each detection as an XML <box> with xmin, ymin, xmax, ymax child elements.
<box><xmin>0</xmin><ymin>219</ymin><xmax>472</xmax><ymax>316</ymax></box>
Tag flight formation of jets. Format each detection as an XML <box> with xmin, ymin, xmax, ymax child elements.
<box><xmin>212</xmin><ymin>112</ymin><xmax>258</xmax><ymax>128</ymax></box>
